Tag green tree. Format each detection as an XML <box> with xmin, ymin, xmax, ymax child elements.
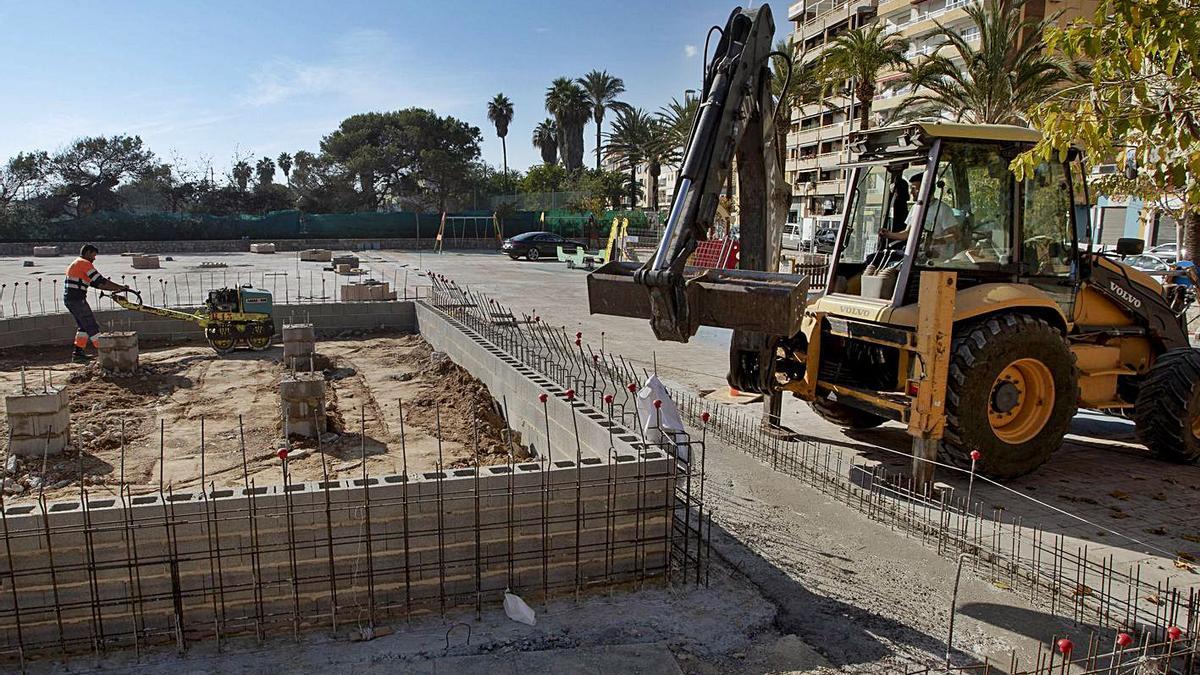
<box><xmin>47</xmin><ymin>135</ymin><xmax>157</xmax><ymax>216</ymax></box>
<box><xmin>255</xmin><ymin>156</ymin><xmax>276</xmax><ymax>188</ymax></box>
<box><xmin>901</xmin><ymin>0</ymin><xmax>1071</xmax><ymax>125</ymax></box>
<box><xmin>0</xmin><ymin>152</ymin><xmax>48</xmax><ymax>208</ymax></box>
<box><xmin>231</xmin><ymin>160</ymin><xmax>252</xmax><ymax>192</ymax></box>
<box><xmin>605</xmin><ymin>108</ymin><xmax>678</xmax><ymax>210</ymax></box>
<box><xmin>292</xmin><ymin>151</ymin><xmax>315</xmax><ymax>187</ymax></box>
<box><xmin>818</xmin><ymin>24</ymin><xmax>909</xmax><ymax>130</ymax></box>
<box><xmin>1014</xmin><ymin>0</ymin><xmax>1200</xmax><ymax>263</ymax></box>
<box><xmin>520</xmin><ymin>163</ymin><xmax>569</xmax><ymax>194</ymax></box>
<box><xmin>772</xmin><ymin>40</ymin><xmax>820</xmax><ymax>162</ymax></box>
<box><xmin>532</xmin><ymin>119</ymin><xmax>558</xmax><ymax>165</ymax></box>
<box><xmin>486</xmin><ymin>93</ymin><xmax>514</xmax><ymax>176</ymax></box>
<box><xmin>545</xmin><ymin>77</ymin><xmax>592</xmax><ymax>171</ymax></box>
<box><xmin>659</xmin><ymin>96</ymin><xmax>700</xmax><ymax>158</ymax></box>
<box><xmin>578</xmin><ymin>70</ymin><xmax>628</xmax><ymax>170</ymax></box>
<box><xmin>277</xmin><ymin>152</ymin><xmax>293</xmax><ymax>185</ymax></box>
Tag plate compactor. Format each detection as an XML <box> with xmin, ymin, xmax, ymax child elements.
<box><xmin>111</xmin><ymin>286</ymin><xmax>275</xmax><ymax>354</ymax></box>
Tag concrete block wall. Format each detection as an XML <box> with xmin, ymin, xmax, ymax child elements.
<box><xmin>0</xmin><ymin>438</ymin><xmax>672</xmax><ymax>655</ymax></box>
<box><xmin>416</xmin><ymin>303</ymin><xmax>644</xmax><ymax>464</ymax></box>
<box><xmin>0</xmin><ymin>301</ymin><xmax>418</xmax><ymax>351</ymax></box>
<box><xmin>0</xmin><ymin>297</ymin><xmax>688</xmax><ymax>660</ymax></box>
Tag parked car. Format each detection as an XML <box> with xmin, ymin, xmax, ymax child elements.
<box><xmin>1149</xmin><ymin>242</ymin><xmax>1183</xmax><ymax>263</ymax></box>
<box><xmin>1124</xmin><ymin>253</ymin><xmax>1173</xmax><ymax>273</ymax></box>
<box><xmin>501</xmin><ymin>231</ymin><xmax>585</xmax><ymax>261</ymax></box>
<box><xmin>781</xmin><ymin>223</ymin><xmax>803</xmax><ymax>250</ymax></box>
<box><xmin>810</xmin><ymin>226</ymin><xmax>838</xmax><ymax>254</ymax></box>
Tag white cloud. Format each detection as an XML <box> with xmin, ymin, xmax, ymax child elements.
<box><xmin>683</xmin><ymin>44</ymin><xmax>698</xmax><ymax>58</ymax></box>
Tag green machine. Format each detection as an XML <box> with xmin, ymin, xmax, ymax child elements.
<box><xmin>111</xmin><ymin>286</ymin><xmax>275</xmax><ymax>354</ymax></box>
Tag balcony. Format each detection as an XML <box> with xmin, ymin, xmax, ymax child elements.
<box><xmin>795</xmin><ymin>0</ymin><xmax>876</xmax><ymax>41</ymax></box>
<box><xmin>896</xmin><ymin>0</ymin><xmax>975</xmax><ymax>35</ymax></box>
<box><xmin>877</xmin><ymin>0</ymin><xmax>913</xmax><ymax>17</ymax></box>
<box><xmin>788</xmin><ymin>120</ymin><xmax>852</xmax><ymax>146</ymax></box>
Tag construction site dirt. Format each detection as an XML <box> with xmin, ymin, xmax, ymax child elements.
<box><xmin>0</xmin><ymin>333</ymin><xmax>525</xmax><ymax>503</ymax></box>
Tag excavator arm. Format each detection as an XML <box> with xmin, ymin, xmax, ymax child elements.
<box><xmin>586</xmin><ymin>4</ymin><xmax>807</xmax><ymax>392</ymax></box>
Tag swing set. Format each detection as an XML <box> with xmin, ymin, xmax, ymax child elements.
<box><xmin>433</xmin><ymin>213</ymin><xmax>505</xmax><ymax>253</ymax></box>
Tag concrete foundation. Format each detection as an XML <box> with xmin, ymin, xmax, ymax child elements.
<box><xmin>5</xmin><ymin>386</ymin><xmax>70</xmax><ymax>457</ymax></box>
<box><xmin>282</xmin><ymin>323</ymin><xmax>316</xmax><ymax>366</ymax></box>
<box><xmin>341</xmin><ymin>282</ymin><xmax>398</xmax><ymax>301</ymax></box>
<box><xmin>130</xmin><ymin>254</ymin><xmax>160</xmax><ymax>269</ymax></box>
<box><xmin>95</xmin><ymin>331</ymin><xmax>139</xmax><ymax>374</ymax></box>
<box><xmin>299</xmin><ymin>248</ymin><xmax>333</xmax><ymax>262</ymax></box>
<box><xmin>32</xmin><ymin>246</ymin><xmax>59</xmax><ymax>257</ymax></box>
<box><xmin>250</xmin><ymin>243</ymin><xmax>276</xmax><ymax>254</ymax></box>
<box><xmin>279</xmin><ymin>372</ymin><xmax>326</xmax><ymax>437</ymax></box>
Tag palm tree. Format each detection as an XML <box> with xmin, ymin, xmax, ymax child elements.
<box><xmin>545</xmin><ymin>77</ymin><xmax>592</xmax><ymax>171</ymax></box>
<box><xmin>277</xmin><ymin>152</ymin><xmax>293</xmax><ymax>186</ymax></box>
<box><xmin>254</xmin><ymin>157</ymin><xmax>275</xmax><ymax>188</ymax></box>
<box><xmin>818</xmin><ymin>24</ymin><xmax>910</xmax><ymax>131</ymax></box>
<box><xmin>578</xmin><ymin>70</ymin><xmax>628</xmax><ymax>170</ymax></box>
<box><xmin>899</xmin><ymin>0</ymin><xmax>1070</xmax><ymax>125</ymax></box>
<box><xmin>771</xmin><ymin>40</ymin><xmax>821</xmax><ymax>157</ymax></box>
<box><xmin>605</xmin><ymin>108</ymin><xmax>679</xmax><ymax>211</ymax></box>
<box><xmin>486</xmin><ymin>93</ymin><xmax>515</xmax><ymax>175</ymax></box>
<box><xmin>659</xmin><ymin>95</ymin><xmax>700</xmax><ymax>159</ymax></box>
<box><xmin>532</xmin><ymin>119</ymin><xmax>558</xmax><ymax>166</ymax></box>
<box><xmin>231</xmin><ymin>160</ymin><xmax>252</xmax><ymax>192</ymax></box>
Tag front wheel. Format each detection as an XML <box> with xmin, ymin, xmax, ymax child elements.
<box><xmin>1133</xmin><ymin>348</ymin><xmax>1200</xmax><ymax>463</ymax></box>
<box><xmin>941</xmin><ymin>314</ymin><xmax>1078</xmax><ymax>479</ymax></box>
<box><xmin>526</xmin><ymin>248</ymin><xmax>540</xmax><ymax>261</ymax></box>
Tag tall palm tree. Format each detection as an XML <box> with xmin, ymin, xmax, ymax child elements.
<box><xmin>659</xmin><ymin>95</ymin><xmax>700</xmax><ymax>160</ymax></box>
<box><xmin>818</xmin><ymin>24</ymin><xmax>910</xmax><ymax>131</ymax></box>
<box><xmin>486</xmin><ymin>93</ymin><xmax>515</xmax><ymax>175</ymax></box>
<box><xmin>545</xmin><ymin>77</ymin><xmax>592</xmax><ymax>171</ymax></box>
<box><xmin>605</xmin><ymin>108</ymin><xmax>679</xmax><ymax>211</ymax></box>
<box><xmin>532</xmin><ymin>119</ymin><xmax>559</xmax><ymax>165</ymax></box>
<box><xmin>900</xmin><ymin>0</ymin><xmax>1070</xmax><ymax>125</ymax></box>
<box><xmin>578</xmin><ymin>70</ymin><xmax>628</xmax><ymax>170</ymax></box>
<box><xmin>231</xmin><ymin>160</ymin><xmax>252</xmax><ymax>192</ymax></box>
<box><xmin>277</xmin><ymin>152</ymin><xmax>293</xmax><ymax>186</ymax></box>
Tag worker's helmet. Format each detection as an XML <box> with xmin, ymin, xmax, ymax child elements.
<box><xmin>80</xmin><ymin>244</ymin><xmax>99</xmax><ymax>257</ymax></box>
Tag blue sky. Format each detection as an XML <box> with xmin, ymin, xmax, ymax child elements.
<box><xmin>0</xmin><ymin>1</ymin><xmax>782</xmax><ymax>176</ymax></box>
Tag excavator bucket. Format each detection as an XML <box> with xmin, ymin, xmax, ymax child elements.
<box><xmin>587</xmin><ymin>260</ymin><xmax>809</xmax><ymax>339</ymax></box>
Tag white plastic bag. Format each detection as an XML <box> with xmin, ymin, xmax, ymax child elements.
<box><xmin>637</xmin><ymin>375</ymin><xmax>687</xmax><ymax>457</ymax></box>
<box><xmin>503</xmin><ymin>591</ymin><xmax>536</xmax><ymax>626</ymax></box>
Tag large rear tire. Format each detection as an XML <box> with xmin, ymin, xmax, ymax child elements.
<box><xmin>1133</xmin><ymin>348</ymin><xmax>1200</xmax><ymax>463</ymax></box>
<box><xmin>941</xmin><ymin>314</ymin><xmax>1078</xmax><ymax>479</ymax></box>
<box><xmin>809</xmin><ymin>397</ymin><xmax>887</xmax><ymax>429</ymax></box>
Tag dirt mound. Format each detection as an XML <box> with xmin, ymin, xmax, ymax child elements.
<box><xmin>400</xmin><ymin>343</ymin><xmax>528</xmax><ymax>467</ymax></box>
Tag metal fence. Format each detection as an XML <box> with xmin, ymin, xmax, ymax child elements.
<box><xmin>423</xmin><ymin>272</ymin><xmax>1196</xmax><ymax>670</ymax></box>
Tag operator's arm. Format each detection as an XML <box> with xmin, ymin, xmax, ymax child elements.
<box><xmin>86</xmin><ymin>267</ymin><xmax>129</xmax><ymax>293</ymax></box>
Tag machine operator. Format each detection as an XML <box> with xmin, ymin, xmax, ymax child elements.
<box><xmin>64</xmin><ymin>244</ymin><xmax>132</xmax><ymax>363</ymax></box>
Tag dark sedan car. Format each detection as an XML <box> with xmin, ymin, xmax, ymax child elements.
<box><xmin>501</xmin><ymin>231</ymin><xmax>585</xmax><ymax>261</ymax></box>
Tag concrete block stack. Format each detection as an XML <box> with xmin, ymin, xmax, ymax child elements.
<box><xmin>250</xmin><ymin>243</ymin><xmax>277</xmax><ymax>254</ymax></box>
<box><xmin>279</xmin><ymin>372</ymin><xmax>326</xmax><ymax>438</ymax></box>
<box><xmin>5</xmin><ymin>386</ymin><xmax>70</xmax><ymax>457</ymax></box>
<box><xmin>331</xmin><ymin>254</ymin><xmax>360</xmax><ymax>268</ymax></box>
<box><xmin>299</xmin><ymin>249</ymin><xmax>333</xmax><ymax>262</ymax></box>
<box><xmin>282</xmin><ymin>323</ymin><xmax>316</xmax><ymax>368</ymax></box>
<box><xmin>32</xmin><ymin>246</ymin><xmax>59</xmax><ymax>257</ymax></box>
<box><xmin>131</xmin><ymin>254</ymin><xmax>160</xmax><ymax>269</ymax></box>
<box><xmin>95</xmin><ymin>331</ymin><xmax>139</xmax><ymax>374</ymax></box>
<box><xmin>340</xmin><ymin>282</ymin><xmax>398</xmax><ymax>302</ymax></box>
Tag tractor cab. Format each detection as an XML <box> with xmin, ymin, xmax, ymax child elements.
<box><xmin>826</xmin><ymin>122</ymin><xmax>1091</xmax><ymax>317</ymax></box>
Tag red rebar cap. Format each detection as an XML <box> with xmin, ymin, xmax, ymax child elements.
<box><xmin>1116</xmin><ymin>632</ymin><xmax>1133</xmax><ymax>647</ymax></box>
<box><xmin>277</xmin><ymin>448</ymin><xmax>288</xmax><ymax>460</ymax></box>
<box><xmin>653</xmin><ymin>399</ymin><xmax>662</xmax><ymax>409</ymax></box>
<box><xmin>575</xmin><ymin>339</ymin><xmax>581</xmax><ymax>346</ymax></box>
<box><xmin>1056</xmin><ymin>638</ymin><xmax>1073</xmax><ymax>655</ymax></box>
<box><xmin>566</xmin><ymin>389</ymin><xmax>575</xmax><ymax>400</ymax></box>
<box><xmin>969</xmin><ymin>450</ymin><xmax>982</xmax><ymax>462</ymax></box>
<box><xmin>604</xmin><ymin>394</ymin><xmax>614</xmax><ymax>404</ymax></box>
<box><xmin>627</xmin><ymin>383</ymin><xmax>638</xmax><ymax>393</ymax></box>
<box><xmin>538</xmin><ymin>393</ymin><xmax>548</xmax><ymax>403</ymax></box>
<box><xmin>575</xmin><ymin>331</ymin><xmax>582</xmax><ymax>339</ymax></box>
<box><xmin>1168</xmin><ymin>626</ymin><xmax>1183</xmax><ymax>641</ymax></box>
<box><xmin>701</xmin><ymin>411</ymin><xmax>711</xmax><ymax>423</ymax></box>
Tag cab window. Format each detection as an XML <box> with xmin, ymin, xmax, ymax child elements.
<box><xmin>917</xmin><ymin>143</ymin><xmax>1015</xmax><ymax>271</ymax></box>
<box><xmin>1022</xmin><ymin>161</ymin><xmax>1073</xmax><ymax>277</ymax></box>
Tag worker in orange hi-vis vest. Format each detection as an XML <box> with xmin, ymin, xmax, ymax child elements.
<box><xmin>64</xmin><ymin>244</ymin><xmax>132</xmax><ymax>363</ymax></box>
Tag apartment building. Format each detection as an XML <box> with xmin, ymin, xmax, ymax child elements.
<box><xmin>783</xmin><ymin>0</ymin><xmax>1097</xmax><ymax>235</ymax></box>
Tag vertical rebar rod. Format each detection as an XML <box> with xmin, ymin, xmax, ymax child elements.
<box><xmin>0</xmin><ymin>489</ymin><xmax>26</xmax><ymax>670</ymax></box>
<box><xmin>434</xmin><ymin>403</ymin><xmax>446</xmax><ymax>619</ymax></box>
<box><xmin>361</xmin><ymin>406</ymin><xmax>377</xmax><ymax>633</ymax></box>
<box><xmin>399</xmin><ymin>399</ymin><xmax>412</xmax><ymax>623</ymax></box>
<box><xmin>239</xmin><ymin>417</ymin><xmax>265</xmax><ymax>643</ymax></box>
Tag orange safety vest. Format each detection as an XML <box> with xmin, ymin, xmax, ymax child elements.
<box><xmin>64</xmin><ymin>257</ymin><xmax>100</xmax><ymax>297</ymax></box>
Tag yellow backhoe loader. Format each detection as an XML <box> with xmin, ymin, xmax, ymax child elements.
<box><xmin>587</xmin><ymin>5</ymin><xmax>1200</xmax><ymax>478</ymax></box>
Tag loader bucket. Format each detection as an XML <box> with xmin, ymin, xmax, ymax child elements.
<box><xmin>587</xmin><ymin>261</ymin><xmax>810</xmax><ymax>338</ymax></box>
